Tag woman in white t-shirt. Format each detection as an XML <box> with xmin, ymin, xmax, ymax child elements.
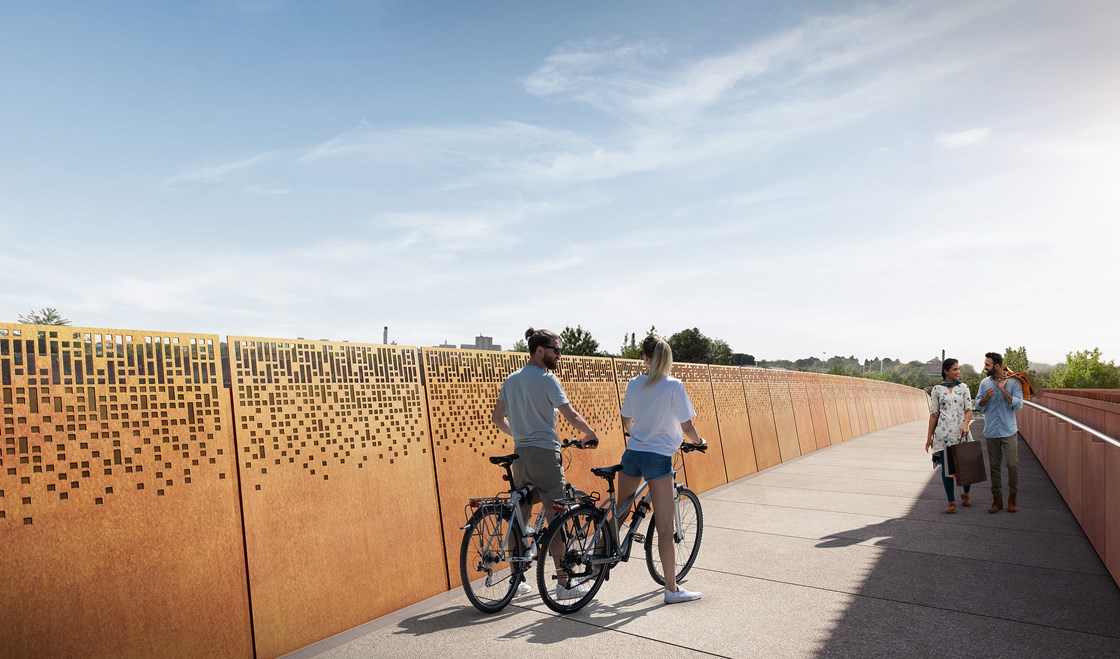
<box><xmin>618</xmin><ymin>334</ymin><xmax>707</xmax><ymax>604</ymax></box>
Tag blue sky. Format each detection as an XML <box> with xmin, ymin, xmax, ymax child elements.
<box><xmin>2</xmin><ymin>0</ymin><xmax>1117</xmax><ymax>365</ymax></box>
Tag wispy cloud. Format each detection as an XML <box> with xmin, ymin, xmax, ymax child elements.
<box><xmin>161</xmin><ymin>152</ymin><xmax>275</xmax><ymax>189</ymax></box>
<box><xmin>936</xmin><ymin>128</ymin><xmax>991</xmax><ymax>149</ymax></box>
<box><xmin>243</xmin><ymin>185</ymin><xmax>291</xmax><ymax>196</ymax></box>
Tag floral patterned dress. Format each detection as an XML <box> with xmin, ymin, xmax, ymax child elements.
<box><xmin>928</xmin><ymin>383</ymin><xmax>972</xmax><ymax>453</ymax></box>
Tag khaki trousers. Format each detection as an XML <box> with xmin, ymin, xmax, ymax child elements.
<box><xmin>986</xmin><ymin>434</ymin><xmax>1019</xmax><ymax>496</ymax></box>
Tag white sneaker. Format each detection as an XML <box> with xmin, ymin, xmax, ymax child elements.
<box><xmin>664</xmin><ymin>587</ymin><xmax>702</xmax><ymax>604</ymax></box>
<box><xmin>554</xmin><ymin>581</ymin><xmax>592</xmax><ymax>601</ymax></box>
<box><xmin>517</xmin><ymin>580</ymin><xmax>532</xmax><ymax>596</ymax></box>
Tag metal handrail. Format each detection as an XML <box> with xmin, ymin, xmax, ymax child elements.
<box><xmin>1023</xmin><ymin>399</ymin><xmax>1120</xmax><ymax>450</ymax></box>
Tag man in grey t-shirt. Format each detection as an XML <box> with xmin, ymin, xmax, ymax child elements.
<box><xmin>492</xmin><ymin>328</ymin><xmax>599</xmax><ymax>519</ymax></box>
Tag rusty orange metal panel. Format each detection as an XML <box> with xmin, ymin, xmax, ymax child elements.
<box><xmin>421</xmin><ymin>347</ymin><xmax>525</xmax><ymax>590</ymax></box>
<box><xmin>1107</xmin><ymin>441</ymin><xmax>1120</xmax><ymax>585</ymax></box>
<box><xmin>0</xmin><ymin>324</ymin><xmax>252</xmax><ymax>659</ymax></box>
<box><xmin>554</xmin><ymin>355</ymin><xmax>627</xmax><ymax>495</ymax></box>
<box><xmin>709</xmin><ymin>365</ymin><xmax>757</xmax><ymax>481</ymax></box>
<box><xmin>230</xmin><ymin>337</ymin><xmax>446</xmax><ymax>659</ymax></box>
<box><xmin>763</xmin><ymin>371</ymin><xmax>801</xmax><ymax>463</ymax></box>
<box><xmin>846</xmin><ymin>380</ymin><xmax>865</xmax><ymax>437</ymax></box>
<box><xmin>834</xmin><ymin>378</ymin><xmax>854</xmax><ymax>441</ymax></box>
<box><xmin>672</xmin><ymin>363</ymin><xmax>728</xmax><ymax>494</ymax></box>
<box><xmin>743</xmin><ymin>369</ymin><xmax>781</xmax><ymax>470</ymax></box>
<box><xmin>819</xmin><ymin>375</ymin><xmax>843</xmax><ymax>444</ymax></box>
<box><xmin>804</xmin><ymin>373</ymin><xmax>831</xmax><ymax>451</ymax></box>
<box><xmin>786</xmin><ymin>372</ymin><xmax>818</xmax><ymax>457</ymax></box>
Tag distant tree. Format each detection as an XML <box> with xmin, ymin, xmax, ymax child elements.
<box><xmin>733</xmin><ymin>353</ymin><xmax>756</xmax><ymax>366</ymax></box>
<box><xmin>1003</xmin><ymin>346</ymin><xmax>1030</xmax><ymax>373</ymax></box>
<box><xmin>709</xmin><ymin>338</ymin><xmax>734</xmax><ymax>365</ymax></box>
<box><xmin>559</xmin><ymin>325</ymin><xmax>600</xmax><ymax>356</ymax></box>
<box><xmin>17</xmin><ymin>308</ymin><xmax>70</xmax><ymax>325</ymax></box>
<box><xmin>509</xmin><ymin>339</ymin><xmax>528</xmax><ymax>352</ymax></box>
<box><xmin>960</xmin><ymin>363</ymin><xmax>982</xmax><ymax>394</ymax></box>
<box><xmin>1047</xmin><ymin>348</ymin><xmax>1120</xmax><ymax>389</ymax></box>
<box><xmin>667</xmin><ymin>328</ymin><xmax>711</xmax><ymax>363</ymax></box>
<box><xmin>619</xmin><ymin>332</ymin><xmax>641</xmax><ymax>360</ymax></box>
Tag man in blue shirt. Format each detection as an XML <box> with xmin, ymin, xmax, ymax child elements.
<box><xmin>975</xmin><ymin>351</ymin><xmax>1024</xmax><ymax>513</ymax></box>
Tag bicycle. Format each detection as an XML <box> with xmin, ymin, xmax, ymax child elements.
<box><xmin>534</xmin><ymin>441</ymin><xmax>707</xmax><ymax>614</ymax></box>
<box><xmin>459</xmin><ymin>438</ymin><xmax>595</xmax><ymax>613</ymax></box>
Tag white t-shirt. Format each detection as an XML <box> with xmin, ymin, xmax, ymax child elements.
<box><xmin>620</xmin><ymin>374</ymin><xmax>696</xmax><ymax>456</ymax></box>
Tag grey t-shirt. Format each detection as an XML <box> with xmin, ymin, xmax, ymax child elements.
<box><xmin>497</xmin><ymin>364</ymin><xmax>569</xmax><ymax>450</ymax></box>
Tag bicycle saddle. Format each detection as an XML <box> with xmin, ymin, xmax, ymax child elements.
<box><xmin>488</xmin><ymin>453</ymin><xmax>519</xmax><ymax>466</ymax></box>
<box><xmin>590</xmin><ymin>464</ymin><xmax>624</xmax><ymax>479</ymax></box>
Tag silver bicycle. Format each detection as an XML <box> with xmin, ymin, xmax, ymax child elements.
<box><xmin>459</xmin><ymin>438</ymin><xmax>592</xmax><ymax>613</ymax></box>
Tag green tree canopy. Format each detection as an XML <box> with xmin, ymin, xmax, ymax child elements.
<box><xmin>559</xmin><ymin>325</ymin><xmax>600</xmax><ymax>356</ymax></box>
<box><xmin>665</xmin><ymin>327</ymin><xmax>736</xmax><ymax>364</ymax></box>
<box><xmin>509</xmin><ymin>338</ymin><xmax>528</xmax><ymax>352</ymax></box>
<box><xmin>17</xmin><ymin>308</ymin><xmax>70</xmax><ymax>325</ymax></box>
<box><xmin>1003</xmin><ymin>346</ymin><xmax>1030</xmax><ymax>373</ymax></box>
<box><xmin>1047</xmin><ymin>348</ymin><xmax>1120</xmax><ymax>388</ymax></box>
<box><xmin>619</xmin><ymin>332</ymin><xmax>641</xmax><ymax>360</ymax></box>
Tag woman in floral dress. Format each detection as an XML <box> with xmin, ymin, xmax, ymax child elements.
<box><xmin>925</xmin><ymin>358</ymin><xmax>974</xmax><ymax>513</ymax></box>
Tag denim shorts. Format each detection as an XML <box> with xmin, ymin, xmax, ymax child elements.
<box><xmin>620</xmin><ymin>449</ymin><xmax>673</xmax><ymax>482</ymax></box>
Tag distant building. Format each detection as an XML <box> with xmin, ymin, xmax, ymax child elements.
<box><xmin>437</xmin><ymin>340</ymin><xmax>456</xmax><ymax>348</ymax></box>
<box><xmin>460</xmin><ymin>335</ymin><xmax>501</xmax><ymax>351</ymax></box>
<box><xmin>925</xmin><ymin>357</ymin><xmax>942</xmax><ymax>379</ymax></box>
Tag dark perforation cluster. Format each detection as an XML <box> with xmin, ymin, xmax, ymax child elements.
<box><xmin>741</xmin><ymin>369</ymin><xmax>772</xmax><ymax>412</ymax></box>
<box><xmin>709</xmin><ymin>366</ymin><xmax>747</xmax><ymax>416</ymax></box>
<box><xmin>612</xmin><ymin>359</ymin><xmax>643</xmax><ymax>406</ymax></box>
<box><xmin>763</xmin><ymin>371</ymin><xmax>794</xmax><ymax>411</ymax></box>
<box><xmin>229</xmin><ymin>339</ymin><xmax>429</xmax><ymax>486</ymax></box>
<box><xmin>0</xmin><ymin>325</ymin><xmax>227</xmax><ymax>526</ymax></box>
<box><xmin>556</xmin><ymin>357</ymin><xmax>623</xmax><ymax>440</ymax></box>
<box><xmin>672</xmin><ymin>363</ymin><xmax>716</xmax><ymax>421</ymax></box>
<box><xmin>787</xmin><ymin>372</ymin><xmax>811</xmax><ymax>409</ymax></box>
<box><xmin>422</xmin><ymin>349</ymin><xmax>525</xmax><ymax>462</ymax></box>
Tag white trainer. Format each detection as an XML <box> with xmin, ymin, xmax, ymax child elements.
<box><xmin>553</xmin><ymin>581</ymin><xmax>592</xmax><ymax>601</ymax></box>
<box><xmin>516</xmin><ymin>580</ymin><xmax>532</xmax><ymax>596</ymax></box>
<box><xmin>664</xmin><ymin>587</ymin><xmax>702</xmax><ymax>604</ymax></box>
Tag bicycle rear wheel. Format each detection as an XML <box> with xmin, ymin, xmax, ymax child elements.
<box><xmin>536</xmin><ymin>505</ymin><xmax>610</xmax><ymax>614</ymax></box>
<box><xmin>645</xmin><ymin>486</ymin><xmax>703</xmax><ymax>585</ymax></box>
<box><xmin>460</xmin><ymin>505</ymin><xmax>524</xmax><ymax>613</ymax></box>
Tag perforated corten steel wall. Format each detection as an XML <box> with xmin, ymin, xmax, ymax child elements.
<box><xmin>421</xmin><ymin>348</ymin><xmax>526</xmax><ymax>589</ymax></box>
<box><xmin>819</xmin><ymin>374</ymin><xmax>843</xmax><ymax>444</ymax></box>
<box><xmin>787</xmin><ymin>372</ymin><xmax>819</xmax><ymax>457</ymax></box>
<box><xmin>743</xmin><ymin>369</ymin><xmax>781</xmax><ymax>470</ymax></box>
<box><xmin>229</xmin><ymin>337</ymin><xmax>446</xmax><ymax>659</ymax></box>
<box><xmin>673</xmin><ymin>362</ymin><xmax>728</xmax><ymax>493</ymax></box>
<box><xmin>803</xmin><ymin>373</ymin><xmax>831</xmax><ymax>450</ymax></box>
<box><xmin>0</xmin><ymin>324</ymin><xmax>252</xmax><ymax>659</ymax></box>
<box><xmin>764</xmin><ymin>370</ymin><xmax>802</xmax><ymax>463</ymax></box>
<box><xmin>554</xmin><ymin>355</ymin><xmax>627</xmax><ymax>489</ymax></box>
<box><xmin>710</xmin><ymin>365</ymin><xmax>758</xmax><ymax>481</ymax></box>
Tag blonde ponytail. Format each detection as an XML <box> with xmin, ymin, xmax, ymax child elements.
<box><xmin>642</xmin><ymin>334</ymin><xmax>672</xmax><ymax>387</ymax></box>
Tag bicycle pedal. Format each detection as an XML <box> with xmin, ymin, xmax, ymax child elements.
<box><xmin>632</xmin><ymin>533</ymin><xmax>645</xmax><ymax>543</ymax></box>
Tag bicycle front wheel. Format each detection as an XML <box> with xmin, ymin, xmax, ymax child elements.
<box><xmin>645</xmin><ymin>486</ymin><xmax>703</xmax><ymax>585</ymax></box>
<box><xmin>460</xmin><ymin>505</ymin><xmax>524</xmax><ymax>613</ymax></box>
<box><xmin>536</xmin><ymin>505</ymin><xmax>610</xmax><ymax>614</ymax></box>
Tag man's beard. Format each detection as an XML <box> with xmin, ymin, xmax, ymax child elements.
<box><xmin>543</xmin><ymin>354</ymin><xmax>559</xmax><ymax>370</ymax></box>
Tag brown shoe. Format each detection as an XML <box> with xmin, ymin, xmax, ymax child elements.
<box><xmin>961</xmin><ymin>492</ymin><xmax>971</xmax><ymax>507</ymax></box>
<box><xmin>945</xmin><ymin>501</ymin><xmax>956</xmax><ymax>514</ymax></box>
<box><xmin>988</xmin><ymin>494</ymin><xmax>1003</xmax><ymax>514</ymax></box>
<box><xmin>1007</xmin><ymin>494</ymin><xmax>1018</xmax><ymax>513</ymax></box>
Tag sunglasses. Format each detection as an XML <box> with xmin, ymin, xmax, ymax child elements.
<box><xmin>544</xmin><ymin>345</ymin><xmax>563</xmax><ymax>355</ymax></box>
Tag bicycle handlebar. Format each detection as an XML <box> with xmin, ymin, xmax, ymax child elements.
<box><xmin>561</xmin><ymin>438</ymin><xmax>598</xmax><ymax>449</ymax></box>
<box><xmin>680</xmin><ymin>441</ymin><xmax>708</xmax><ymax>454</ymax></box>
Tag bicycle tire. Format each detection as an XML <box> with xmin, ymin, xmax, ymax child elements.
<box><xmin>535</xmin><ymin>505</ymin><xmax>610</xmax><ymax>614</ymax></box>
<box><xmin>645</xmin><ymin>486</ymin><xmax>703</xmax><ymax>585</ymax></box>
<box><xmin>460</xmin><ymin>505</ymin><xmax>524</xmax><ymax>614</ymax></box>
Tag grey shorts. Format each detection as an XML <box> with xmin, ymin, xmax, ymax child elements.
<box><xmin>511</xmin><ymin>446</ymin><xmax>569</xmax><ymax>507</ymax></box>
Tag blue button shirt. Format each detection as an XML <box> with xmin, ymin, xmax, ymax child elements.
<box><xmin>975</xmin><ymin>375</ymin><xmax>1023</xmax><ymax>438</ymax></box>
